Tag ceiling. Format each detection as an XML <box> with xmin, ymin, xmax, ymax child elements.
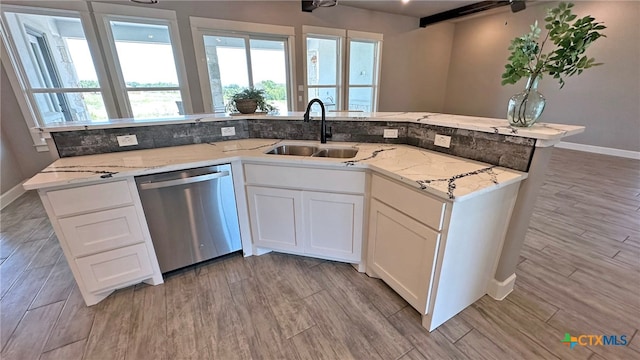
<box><xmin>339</xmin><ymin>0</ymin><xmax>480</xmax><ymax>18</ymax></box>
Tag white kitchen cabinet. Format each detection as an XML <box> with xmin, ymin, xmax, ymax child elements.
<box><xmin>304</xmin><ymin>191</ymin><xmax>363</xmax><ymax>262</ymax></box>
<box><xmin>368</xmin><ymin>199</ymin><xmax>439</xmax><ymax>313</ymax></box>
<box><xmin>246</xmin><ymin>186</ymin><xmax>304</xmax><ymax>253</ymax></box>
<box><xmin>244</xmin><ymin>164</ymin><xmax>365</xmax><ymax>263</ymax></box>
<box><xmin>367</xmin><ymin>174</ymin><xmax>520</xmax><ymax>331</ymax></box>
<box><xmin>38</xmin><ymin>179</ymin><xmax>163</xmax><ymax>306</ymax></box>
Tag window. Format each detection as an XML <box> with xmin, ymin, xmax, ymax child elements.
<box><xmin>94</xmin><ymin>3</ymin><xmax>192</xmax><ymax>119</ymax></box>
<box><xmin>303</xmin><ymin>26</ymin><xmax>382</xmax><ymax>112</ymax></box>
<box><xmin>1</xmin><ymin>6</ymin><xmax>114</xmax><ymax>125</ymax></box>
<box><xmin>191</xmin><ymin>18</ymin><xmax>295</xmax><ymax>113</ymax></box>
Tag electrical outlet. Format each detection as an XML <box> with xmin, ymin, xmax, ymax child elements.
<box><xmin>383</xmin><ymin>129</ymin><xmax>399</xmax><ymax>138</ymax></box>
<box><xmin>221</xmin><ymin>127</ymin><xmax>236</xmax><ymax>136</ymax></box>
<box><xmin>116</xmin><ymin>134</ymin><xmax>138</xmax><ymax>147</ymax></box>
<box><xmin>434</xmin><ymin>134</ymin><xmax>451</xmax><ymax>148</ymax></box>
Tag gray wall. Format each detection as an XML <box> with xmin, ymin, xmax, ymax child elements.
<box><xmin>0</xmin><ymin>64</ymin><xmax>54</xmax><ymax>194</ymax></box>
<box><xmin>443</xmin><ymin>1</ymin><xmax>640</xmax><ymax>152</ymax></box>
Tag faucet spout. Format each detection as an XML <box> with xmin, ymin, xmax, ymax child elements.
<box><xmin>303</xmin><ymin>98</ymin><xmax>332</xmax><ymax>144</ymax></box>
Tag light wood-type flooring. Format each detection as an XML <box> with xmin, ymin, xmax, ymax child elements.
<box><xmin>1</xmin><ymin>148</ymin><xmax>638</xmax><ymax>360</ymax></box>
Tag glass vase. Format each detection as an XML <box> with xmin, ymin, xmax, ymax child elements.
<box><xmin>507</xmin><ymin>75</ymin><xmax>546</xmax><ymax>127</ymax></box>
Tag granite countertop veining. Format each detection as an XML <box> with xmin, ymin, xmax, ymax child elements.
<box><xmin>38</xmin><ymin>111</ymin><xmax>584</xmax><ymax>142</ymax></box>
<box><xmin>24</xmin><ymin>139</ymin><xmax>527</xmax><ymax>201</ymax></box>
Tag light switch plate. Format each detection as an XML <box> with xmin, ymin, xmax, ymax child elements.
<box><xmin>221</xmin><ymin>127</ymin><xmax>236</xmax><ymax>136</ymax></box>
<box><xmin>116</xmin><ymin>135</ymin><xmax>138</xmax><ymax>147</ymax></box>
<box><xmin>434</xmin><ymin>134</ymin><xmax>451</xmax><ymax>148</ymax></box>
<box><xmin>383</xmin><ymin>129</ymin><xmax>399</xmax><ymax>138</ymax></box>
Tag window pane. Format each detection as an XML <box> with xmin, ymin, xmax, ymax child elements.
<box><xmin>33</xmin><ymin>92</ymin><xmax>108</xmax><ymax>124</ymax></box>
<box><xmin>349</xmin><ymin>41</ymin><xmax>376</xmax><ymax>85</ymax></box>
<box><xmin>203</xmin><ymin>35</ymin><xmax>249</xmax><ymax>112</ymax></box>
<box><xmin>4</xmin><ymin>13</ymin><xmax>100</xmax><ymax>89</ymax></box>
<box><xmin>251</xmin><ymin>39</ymin><xmax>288</xmax><ymax>113</ymax></box>
<box><xmin>110</xmin><ymin>21</ymin><xmax>179</xmax><ymax>88</ymax></box>
<box><xmin>128</xmin><ymin>90</ymin><xmax>182</xmax><ymax>119</ymax></box>
<box><xmin>308</xmin><ymin>87</ymin><xmax>337</xmax><ymax>111</ymax></box>
<box><xmin>306</xmin><ymin>37</ymin><xmax>338</xmax><ymax>86</ymax></box>
<box><xmin>348</xmin><ymin>87</ymin><xmax>373</xmax><ymax>112</ymax></box>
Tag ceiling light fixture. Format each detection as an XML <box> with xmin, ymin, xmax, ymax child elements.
<box><xmin>130</xmin><ymin>0</ymin><xmax>158</xmax><ymax>4</ymax></box>
<box><xmin>302</xmin><ymin>0</ymin><xmax>338</xmax><ymax>12</ymax></box>
<box><xmin>402</xmin><ymin>0</ymin><xmax>411</xmax><ymax>4</ymax></box>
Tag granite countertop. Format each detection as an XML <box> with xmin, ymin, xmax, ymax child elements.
<box><xmin>38</xmin><ymin>111</ymin><xmax>584</xmax><ymax>142</ymax></box>
<box><xmin>23</xmin><ymin>139</ymin><xmax>527</xmax><ymax>201</ymax></box>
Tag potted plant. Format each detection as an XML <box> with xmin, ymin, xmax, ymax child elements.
<box><xmin>501</xmin><ymin>2</ymin><xmax>606</xmax><ymax>127</ymax></box>
<box><xmin>227</xmin><ymin>87</ymin><xmax>275</xmax><ymax>114</ymax></box>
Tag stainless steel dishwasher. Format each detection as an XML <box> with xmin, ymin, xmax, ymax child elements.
<box><xmin>135</xmin><ymin>164</ymin><xmax>241</xmax><ymax>273</ymax></box>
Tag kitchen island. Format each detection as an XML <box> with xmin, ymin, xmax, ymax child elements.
<box><xmin>24</xmin><ymin>112</ymin><xmax>584</xmax><ymax>330</ymax></box>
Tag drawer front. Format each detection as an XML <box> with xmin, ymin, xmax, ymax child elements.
<box><xmin>76</xmin><ymin>243</ymin><xmax>153</xmax><ymax>293</ymax></box>
<box><xmin>48</xmin><ymin>181</ymin><xmax>133</xmax><ymax>217</ymax></box>
<box><xmin>59</xmin><ymin>206</ymin><xmax>144</xmax><ymax>257</ymax></box>
<box><xmin>244</xmin><ymin>164</ymin><xmax>365</xmax><ymax>194</ymax></box>
<box><xmin>371</xmin><ymin>175</ymin><xmax>446</xmax><ymax>231</ymax></box>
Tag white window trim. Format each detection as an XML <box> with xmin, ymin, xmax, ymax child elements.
<box><xmin>190</xmin><ymin>17</ymin><xmax>296</xmax><ymax>114</ymax></box>
<box><xmin>0</xmin><ymin>4</ymin><xmax>118</xmax><ymax>150</ymax></box>
<box><xmin>93</xmin><ymin>3</ymin><xmax>193</xmax><ymax>118</ymax></box>
<box><xmin>302</xmin><ymin>25</ymin><xmax>346</xmax><ymax>110</ymax></box>
<box><xmin>346</xmin><ymin>30</ymin><xmax>383</xmax><ymax>113</ymax></box>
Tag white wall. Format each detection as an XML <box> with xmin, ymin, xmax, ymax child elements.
<box><xmin>443</xmin><ymin>1</ymin><xmax>640</xmax><ymax>152</ymax></box>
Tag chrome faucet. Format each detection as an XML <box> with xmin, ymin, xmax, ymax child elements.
<box><xmin>303</xmin><ymin>98</ymin><xmax>332</xmax><ymax>144</ymax></box>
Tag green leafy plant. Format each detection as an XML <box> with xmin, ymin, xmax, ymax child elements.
<box><xmin>226</xmin><ymin>87</ymin><xmax>275</xmax><ymax>113</ymax></box>
<box><xmin>501</xmin><ymin>2</ymin><xmax>606</xmax><ymax>89</ymax></box>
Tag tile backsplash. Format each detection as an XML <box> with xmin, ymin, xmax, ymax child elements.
<box><xmin>51</xmin><ymin>119</ymin><xmax>535</xmax><ymax>171</ymax></box>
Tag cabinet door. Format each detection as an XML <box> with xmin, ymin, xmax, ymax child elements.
<box><xmin>246</xmin><ymin>186</ymin><xmax>304</xmax><ymax>252</ymax></box>
<box><xmin>304</xmin><ymin>191</ymin><xmax>364</xmax><ymax>262</ymax></box>
<box><xmin>368</xmin><ymin>199</ymin><xmax>440</xmax><ymax>314</ymax></box>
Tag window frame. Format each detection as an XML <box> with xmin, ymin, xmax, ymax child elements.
<box><xmin>0</xmin><ymin>4</ymin><xmax>117</xmax><ymax>148</ymax></box>
<box><xmin>92</xmin><ymin>2</ymin><xmax>193</xmax><ymax>118</ymax></box>
<box><xmin>190</xmin><ymin>17</ymin><xmax>296</xmax><ymax>114</ymax></box>
<box><xmin>345</xmin><ymin>30</ymin><xmax>383</xmax><ymax>113</ymax></box>
<box><xmin>303</xmin><ymin>26</ymin><xmax>383</xmax><ymax>112</ymax></box>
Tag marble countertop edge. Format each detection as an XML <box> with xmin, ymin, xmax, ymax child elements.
<box><xmin>23</xmin><ymin>140</ymin><xmax>528</xmax><ymax>201</ymax></box>
<box><xmin>36</xmin><ymin>112</ymin><xmax>585</xmax><ymax>141</ymax></box>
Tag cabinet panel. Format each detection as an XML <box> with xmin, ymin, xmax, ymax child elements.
<box><xmin>48</xmin><ymin>181</ymin><xmax>133</xmax><ymax>217</ymax></box>
<box><xmin>244</xmin><ymin>164</ymin><xmax>365</xmax><ymax>193</ymax></box>
<box><xmin>368</xmin><ymin>199</ymin><xmax>440</xmax><ymax>313</ymax></box>
<box><xmin>75</xmin><ymin>243</ymin><xmax>153</xmax><ymax>293</ymax></box>
<box><xmin>59</xmin><ymin>206</ymin><xmax>144</xmax><ymax>257</ymax></box>
<box><xmin>371</xmin><ymin>175</ymin><xmax>446</xmax><ymax>231</ymax></box>
<box><xmin>304</xmin><ymin>192</ymin><xmax>363</xmax><ymax>262</ymax></box>
<box><xmin>247</xmin><ymin>186</ymin><xmax>303</xmax><ymax>252</ymax></box>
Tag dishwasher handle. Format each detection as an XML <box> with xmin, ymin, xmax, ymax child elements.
<box><xmin>138</xmin><ymin>171</ymin><xmax>230</xmax><ymax>190</ymax></box>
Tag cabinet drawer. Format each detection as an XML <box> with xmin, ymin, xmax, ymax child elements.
<box><xmin>244</xmin><ymin>164</ymin><xmax>365</xmax><ymax>193</ymax></box>
<box><xmin>371</xmin><ymin>175</ymin><xmax>446</xmax><ymax>231</ymax></box>
<box><xmin>75</xmin><ymin>243</ymin><xmax>153</xmax><ymax>293</ymax></box>
<box><xmin>48</xmin><ymin>181</ymin><xmax>133</xmax><ymax>216</ymax></box>
<box><xmin>59</xmin><ymin>206</ymin><xmax>144</xmax><ymax>257</ymax></box>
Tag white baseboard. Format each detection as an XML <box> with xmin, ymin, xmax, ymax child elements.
<box><xmin>556</xmin><ymin>141</ymin><xmax>640</xmax><ymax>160</ymax></box>
<box><xmin>487</xmin><ymin>273</ymin><xmax>516</xmax><ymax>301</ymax></box>
<box><xmin>0</xmin><ymin>181</ymin><xmax>26</xmax><ymax>210</ymax></box>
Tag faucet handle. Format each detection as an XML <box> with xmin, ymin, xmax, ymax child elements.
<box><xmin>326</xmin><ymin>126</ymin><xmax>333</xmax><ymax>139</ymax></box>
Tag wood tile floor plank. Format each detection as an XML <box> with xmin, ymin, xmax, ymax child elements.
<box><xmin>1</xmin><ymin>301</ymin><xmax>64</xmax><ymax>360</ymax></box>
<box><xmin>43</xmin><ymin>285</ymin><xmax>96</xmax><ymax>353</ymax></box>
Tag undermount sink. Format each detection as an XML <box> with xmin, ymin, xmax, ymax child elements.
<box><xmin>265</xmin><ymin>144</ymin><xmax>358</xmax><ymax>159</ymax></box>
<box><xmin>266</xmin><ymin>145</ymin><xmax>318</xmax><ymax>156</ymax></box>
<box><xmin>311</xmin><ymin>147</ymin><xmax>359</xmax><ymax>159</ymax></box>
